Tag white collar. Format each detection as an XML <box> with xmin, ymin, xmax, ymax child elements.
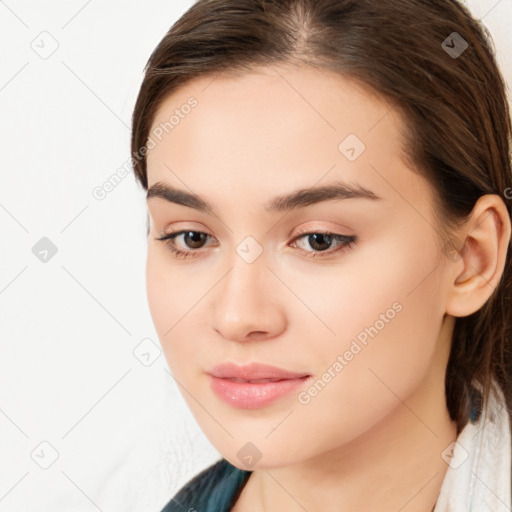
<box><xmin>434</xmin><ymin>379</ymin><xmax>511</xmax><ymax>511</ymax></box>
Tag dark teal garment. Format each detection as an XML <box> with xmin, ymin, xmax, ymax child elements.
<box><xmin>160</xmin><ymin>458</ymin><xmax>252</xmax><ymax>512</ymax></box>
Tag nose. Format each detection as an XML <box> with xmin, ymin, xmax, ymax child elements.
<box><xmin>211</xmin><ymin>249</ymin><xmax>287</xmax><ymax>343</ymax></box>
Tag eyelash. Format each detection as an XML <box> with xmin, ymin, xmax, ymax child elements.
<box><xmin>155</xmin><ymin>228</ymin><xmax>358</xmax><ymax>260</ymax></box>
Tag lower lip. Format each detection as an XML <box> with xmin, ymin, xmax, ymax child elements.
<box><xmin>209</xmin><ymin>375</ymin><xmax>311</xmax><ymax>409</ymax></box>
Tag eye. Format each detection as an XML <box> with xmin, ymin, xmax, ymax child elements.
<box><xmin>155</xmin><ymin>230</ymin><xmax>215</xmax><ymax>259</ymax></box>
<box><xmin>290</xmin><ymin>230</ymin><xmax>357</xmax><ymax>259</ymax></box>
<box><xmin>155</xmin><ymin>229</ymin><xmax>358</xmax><ymax>260</ymax></box>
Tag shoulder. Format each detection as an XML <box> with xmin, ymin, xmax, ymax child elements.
<box><xmin>160</xmin><ymin>458</ymin><xmax>252</xmax><ymax>512</ymax></box>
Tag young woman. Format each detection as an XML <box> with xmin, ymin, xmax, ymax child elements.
<box><xmin>130</xmin><ymin>1</ymin><xmax>512</xmax><ymax>510</ymax></box>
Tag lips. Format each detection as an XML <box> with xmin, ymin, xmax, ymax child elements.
<box><xmin>207</xmin><ymin>362</ymin><xmax>312</xmax><ymax>409</ymax></box>
<box><xmin>207</xmin><ymin>362</ymin><xmax>310</xmax><ymax>381</ymax></box>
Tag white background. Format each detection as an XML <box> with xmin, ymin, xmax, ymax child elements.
<box><xmin>0</xmin><ymin>1</ymin><xmax>511</xmax><ymax>511</ymax></box>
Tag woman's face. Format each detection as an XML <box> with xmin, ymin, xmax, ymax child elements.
<box><xmin>145</xmin><ymin>64</ymin><xmax>455</xmax><ymax>469</ymax></box>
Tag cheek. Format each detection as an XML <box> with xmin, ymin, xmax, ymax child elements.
<box><xmin>145</xmin><ymin>250</ymin><xmax>194</xmax><ymax>358</ymax></box>
<box><xmin>145</xmin><ymin>246</ymin><xmax>204</xmax><ymax>327</ymax></box>
<box><xmin>284</xmin><ymin>226</ymin><xmax>443</xmax><ymax>348</ymax></box>
<box><xmin>289</xmin><ymin>228</ymin><xmax>444</xmax><ymax>402</ymax></box>
<box><xmin>337</xmin><ymin>234</ymin><xmax>442</xmax><ymax>369</ymax></box>
<box><xmin>145</xmin><ymin>248</ymin><xmax>219</xmax><ymax>374</ymax></box>
<box><xmin>146</xmin><ymin>249</ymin><xmax>173</xmax><ymax>335</ymax></box>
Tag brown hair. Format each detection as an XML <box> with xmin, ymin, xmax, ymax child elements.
<box><xmin>130</xmin><ymin>0</ymin><xmax>512</xmax><ymax>435</ymax></box>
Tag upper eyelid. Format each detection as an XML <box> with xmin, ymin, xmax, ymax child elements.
<box><xmin>161</xmin><ymin>228</ymin><xmax>353</xmax><ymax>247</ymax></box>
<box><xmin>160</xmin><ymin>227</ymin><xmax>348</xmax><ymax>238</ymax></box>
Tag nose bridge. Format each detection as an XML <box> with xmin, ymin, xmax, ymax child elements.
<box><xmin>211</xmin><ymin>236</ymin><xmax>284</xmax><ymax>340</ymax></box>
<box><xmin>221</xmin><ymin>239</ymin><xmax>269</xmax><ymax>312</ymax></box>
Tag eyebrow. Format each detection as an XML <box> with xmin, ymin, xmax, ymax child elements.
<box><xmin>146</xmin><ymin>180</ymin><xmax>382</xmax><ymax>214</ymax></box>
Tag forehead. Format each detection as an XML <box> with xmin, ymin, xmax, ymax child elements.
<box><xmin>148</xmin><ymin>64</ymin><xmax>404</xmax><ymax>143</ymax></box>
<box><xmin>145</xmin><ymin>64</ymin><xmax>414</xmax><ymax>208</ymax></box>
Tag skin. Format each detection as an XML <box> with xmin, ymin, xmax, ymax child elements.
<box><xmin>144</xmin><ymin>63</ymin><xmax>511</xmax><ymax>512</ymax></box>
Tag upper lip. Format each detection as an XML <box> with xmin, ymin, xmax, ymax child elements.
<box><xmin>207</xmin><ymin>362</ymin><xmax>310</xmax><ymax>381</ymax></box>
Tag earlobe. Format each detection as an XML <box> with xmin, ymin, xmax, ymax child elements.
<box><xmin>445</xmin><ymin>195</ymin><xmax>511</xmax><ymax>318</ymax></box>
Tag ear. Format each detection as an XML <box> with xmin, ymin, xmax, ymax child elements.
<box><xmin>445</xmin><ymin>194</ymin><xmax>511</xmax><ymax>317</ymax></box>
